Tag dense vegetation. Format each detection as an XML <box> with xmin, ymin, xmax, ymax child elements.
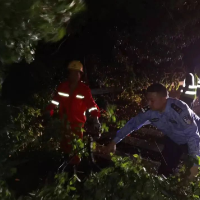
<box><xmin>1</xmin><ymin>0</ymin><xmax>200</xmax><ymax>199</ymax></box>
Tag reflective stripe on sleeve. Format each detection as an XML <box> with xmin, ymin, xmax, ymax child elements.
<box><xmin>76</xmin><ymin>95</ymin><xmax>84</xmax><ymax>99</ymax></box>
<box><xmin>189</xmin><ymin>73</ymin><xmax>195</xmax><ymax>85</ymax></box>
<box><xmin>58</xmin><ymin>92</ymin><xmax>69</xmax><ymax>97</ymax></box>
<box><xmin>183</xmin><ymin>73</ymin><xmax>196</xmax><ymax>89</ymax></box>
<box><xmin>182</xmin><ymin>73</ymin><xmax>197</xmax><ymax>95</ymax></box>
<box><xmin>89</xmin><ymin>107</ymin><xmax>98</xmax><ymax>112</ymax></box>
<box><xmin>189</xmin><ymin>85</ymin><xmax>197</xmax><ymax>89</ymax></box>
<box><xmin>51</xmin><ymin>100</ymin><xmax>59</xmax><ymax>105</ymax></box>
<box><xmin>185</xmin><ymin>91</ymin><xmax>196</xmax><ymax>95</ymax></box>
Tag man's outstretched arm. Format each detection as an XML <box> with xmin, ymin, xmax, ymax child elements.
<box><xmin>104</xmin><ymin>111</ymin><xmax>151</xmax><ymax>154</ymax></box>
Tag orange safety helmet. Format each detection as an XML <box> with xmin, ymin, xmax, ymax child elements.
<box><xmin>68</xmin><ymin>60</ymin><xmax>83</xmax><ymax>73</ymax></box>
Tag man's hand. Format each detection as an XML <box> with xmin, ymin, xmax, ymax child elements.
<box><xmin>188</xmin><ymin>165</ymin><xmax>199</xmax><ymax>180</ymax></box>
<box><xmin>102</xmin><ymin>141</ymin><xmax>116</xmax><ymax>154</ymax></box>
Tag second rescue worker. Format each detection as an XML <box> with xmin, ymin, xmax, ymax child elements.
<box><xmin>180</xmin><ymin>67</ymin><xmax>200</xmax><ymax>108</ymax></box>
<box><xmin>46</xmin><ymin>60</ymin><xmax>101</xmax><ymax>164</ymax></box>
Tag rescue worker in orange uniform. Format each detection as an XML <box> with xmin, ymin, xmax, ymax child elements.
<box><xmin>46</xmin><ymin>61</ymin><xmax>101</xmax><ymax>165</ymax></box>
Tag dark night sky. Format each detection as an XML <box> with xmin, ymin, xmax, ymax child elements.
<box><xmin>183</xmin><ymin>39</ymin><xmax>200</xmax><ymax>71</ymax></box>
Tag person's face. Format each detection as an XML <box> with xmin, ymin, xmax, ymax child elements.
<box><xmin>69</xmin><ymin>70</ymin><xmax>81</xmax><ymax>83</ymax></box>
<box><xmin>146</xmin><ymin>92</ymin><xmax>167</xmax><ymax>111</ymax></box>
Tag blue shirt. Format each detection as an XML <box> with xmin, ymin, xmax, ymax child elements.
<box><xmin>113</xmin><ymin>98</ymin><xmax>200</xmax><ymax>158</ymax></box>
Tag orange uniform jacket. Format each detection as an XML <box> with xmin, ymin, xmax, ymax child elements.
<box><xmin>46</xmin><ymin>81</ymin><xmax>100</xmax><ymax>123</ymax></box>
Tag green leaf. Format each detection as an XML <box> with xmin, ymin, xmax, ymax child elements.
<box><xmin>70</xmin><ymin>187</ymin><xmax>76</xmax><ymax>191</ymax></box>
<box><xmin>54</xmin><ymin>27</ymin><xmax>66</xmax><ymax>42</ymax></box>
<box><xmin>112</xmin><ymin>115</ymin><xmax>116</xmax><ymax>123</ymax></box>
<box><xmin>193</xmin><ymin>194</ymin><xmax>199</xmax><ymax>199</ymax></box>
<box><xmin>197</xmin><ymin>155</ymin><xmax>200</xmax><ymax>165</ymax></box>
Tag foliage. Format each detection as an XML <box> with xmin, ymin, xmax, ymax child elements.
<box><xmin>0</xmin><ymin>0</ymin><xmax>85</xmax><ymax>64</ymax></box>
<box><xmin>19</xmin><ymin>173</ymin><xmax>80</xmax><ymax>200</ymax></box>
<box><xmin>0</xmin><ymin>180</ymin><xmax>15</xmax><ymax>200</ymax></box>
<box><xmin>0</xmin><ymin>93</ymin><xmax>200</xmax><ymax>200</ymax></box>
<box><xmin>82</xmin><ymin>154</ymin><xmax>200</xmax><ymax>200</ymax></box>
<box><xmin>4</xmin><ymin>154</ymin><xmax>200</xmax><ymax>200</ymax></box>
<box><xmin>100</xmin><ymin>104</ymin><xmax>128</xmax><ymax>134</ymax></box>
<box><xmin>1</xmin><ymin>0</ymin><xmax>200</xmax><ymax>199</ymax></box>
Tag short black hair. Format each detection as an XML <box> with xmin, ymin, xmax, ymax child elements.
<box><xmin>147</xmin><ymin>83</ymin><xmax>168</xmax><ymax>97</ymax></box>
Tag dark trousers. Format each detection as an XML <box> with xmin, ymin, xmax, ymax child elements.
<box><xmin>158</xmin><ymin>137</ymin><xmax>188</xmax><ymax>177</ymax></box>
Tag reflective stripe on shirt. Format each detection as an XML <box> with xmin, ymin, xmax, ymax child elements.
<box><xmin>181</xmin><ymin>73</ymin><xmax>197</xmax><ymax>96</ymax></box>
<box><xmin>58</xmin><ymin>92</ymin><xmax>69</xmax><ymax>97</ymax></box>
<box><xmin>51</xmin><ymin>100</ymin><xmax>59</xmax><ymax>105</ymax></box>
<box><xmin>76</xmin><ymin>95</ymin><xmax>84</xmax><ymax>99</ymax></box>
<box><xmin>89</xmin><ymin>107</ymin><xmax>98</xmax><ymax>112</ymax></box>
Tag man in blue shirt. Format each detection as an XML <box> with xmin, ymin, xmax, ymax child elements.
<box><xmin>104</xmin><ymin>83</ymin><xmax>199</xmax><ymax>179</ymax></box>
